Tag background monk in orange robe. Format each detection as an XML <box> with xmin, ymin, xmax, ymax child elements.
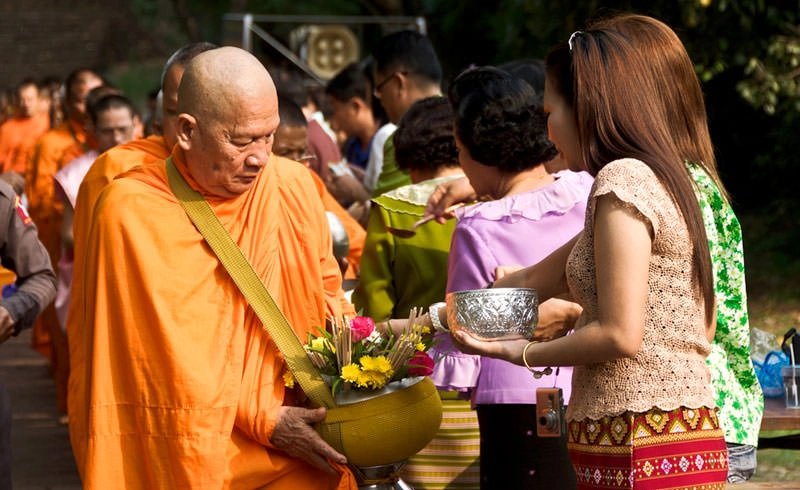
<box><xmin>24</xmin><ymin>69</ymin><xmax>102</xmax><ymax>384</ymax></box>
<box><xmin>68</xmin><ymin>46</ymin><xmax>357</xmax><ymax>489</ymax></box>
<box><xmin>0</xmin><ymin>78</ymin><xmax>50</xmax><ymax>175</ymax></box>
<box><xmin>272</xmin><ymin>94</ymin><xmax>365</xmax><ymax>281</ymax></box>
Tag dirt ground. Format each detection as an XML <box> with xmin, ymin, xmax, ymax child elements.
<box><xmin>1</xmin><ymin>329</ymin><xmax>81</xmax><ymax>490</ymax></box>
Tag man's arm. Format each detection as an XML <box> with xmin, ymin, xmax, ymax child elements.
<box><xmin>0</xmin><ymin>184</ymin><xmax>56</xmax><ymax>340</ymax></box>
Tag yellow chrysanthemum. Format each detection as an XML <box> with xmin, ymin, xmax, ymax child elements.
<box><xmin>282</xmin><ymin>370</ymin><xmax>295</xmax><ymax>389</ymax></box>
<box><xmin>415</xmin><ymin>342</ymin><xmax>426</xmax><ymax>352</ymax></box>
<box><xmin>420</xmin><ymin>326</ymin><xmax>431</xmax><ymax>335</ymax></box>
<box><xmin>356</xmin><ymin>370</ymin><xmax>390</xmax><ymax>390</ymax></box>
<box><xmin>309</xmin><ymin>337</ymin><xmax>328</xmax><ymax>351</ymax></box>
<box><xmin>360</xmin><ymin>355</ymin><xmax>393</xmax><ymax>375</ymax></box>
<box><xmin>341</xmin><ymin>363</ymin><xmax>362</xmax><ymax>383</ymax></box>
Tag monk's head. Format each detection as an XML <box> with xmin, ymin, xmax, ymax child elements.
<box><xmin>64</xmin><ymin>69</ymin><xmax>104</xmax><ymax>123</ymax></box>
<box><xmin>161</xmin><ymin>42</ymin><xmax>218</xmax><ymax>151</ymax></box>
<box><xmin>89</xmin><ymin>94</ymin><xmax>138</xmax><ymax>153</ymax></box>
<box><xmin>16</xmin><ymin>79</ymin><xmax>40</xmax><ymax>118</ymax></box>
<box><xmin>176</xmin><ymin>46</ymin><xmax>279</xmax><ymax>199</ymax></box>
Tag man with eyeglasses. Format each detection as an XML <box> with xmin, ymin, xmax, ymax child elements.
<box><xmin>273</xmin><ymin>95</ymin><xmax>366</xmax><ymax>282</ymax></box>
<box><xmin>370</xmin><ymin>30</ymin><xmax>443</xmax><ymax>198</ymax></box>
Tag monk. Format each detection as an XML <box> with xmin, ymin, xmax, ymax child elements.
<box><xmin>49</xmin><ymin>94</ymin><xmax>138</xmax><ymax>420</ymax></box>
<box><xmin>70</xmin><ymin>43</ymin><xmax>218</xmax><ymax>266</ymax></box>
<box><xmin>273</xmin><ymin>95</ymin><xmax>365</xmax><ymax>280</ymax></box>
<box><xmin>0</xmin><ymin>79</ymin><xmax>50</xmax><ymax>175</ymax></box>
<box><xmin>68</xmin><ymin>46</ymin><xmax>357</xmax><ymax>489</ymax></box>
<box><xmin>25</xmin><ymin>69</ymin><xmax>102</xmax><ymax>365</ymax></box>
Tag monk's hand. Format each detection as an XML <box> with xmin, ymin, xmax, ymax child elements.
<box><xmin>530</xmin><ymin>298</ymin><xmax>582</xmax><ymax>343</ymax></box>
<box><xmin>327</xmin><ymin>173</ymin><xmax>370</xmax><ymax>204</ymax></box>
<box><xmin>450</xmin><ymin>329</ymin><xmax>529</xmax><ymax>365</ymax></box>
<box><xmin>271</xmin><ymin>406</ymin><xmax>347</xmax><ymax>474</ymax></box>
<box><xmin>0</xmin><ymin>306</ymin><xmax>16</xmax><ymax>344</ymax></box>
<box><xmin>424</xmin><ymin>176</ymin><xmax>476</xmax><ymax>224</ymax></box>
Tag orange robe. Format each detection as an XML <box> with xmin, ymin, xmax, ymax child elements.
<box><xmin>25</xmin><ymin>118</ymin><xmax>91</xmax><ymax>363</ymax></box>
<box><xmin>68</xmin><ymin>148</ymin><xmax>356</xmax><ymax>489</ymax></box>
<box><xmin>0</xmin><ymin>113</ymin><xmax>50</xmax><ymax>173</ymax></box>
<box><xmin>307</xmin><ymin>169</ymin><xmax>365</xmax><ymax>279</ymax></box>
<box><xmin>70</xmin><ymin>135</ymin><xmax>170</xmax><ymax>288</ymax></box>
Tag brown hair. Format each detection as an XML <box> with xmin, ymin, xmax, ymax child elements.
<box><xmin>545</xmin><ymin>14</ymin><xmax>715</xmax><ymax>322</ymax></box>
<box><xmin>592</xmin><ymin>14</ymin><xmax>728</xmax><ymax>203</ymax></box>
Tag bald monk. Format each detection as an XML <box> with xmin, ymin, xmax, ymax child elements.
<box><xmin>273</xmin><ymin>95</ymin><xmax>365</xmax><ymax>280</ymax></box>
<box><xmin>24</xmin><ymin>69</ymin><xmax>102</xmax><ymax>362</ymax></box>
<box><xmin>68</xmin><ymin>46</ymin><xmax>357</xmax><ymax>489</ymax></box>
<box><xmin>0</xmin><ymin>79</ymin><xmax>50</xmax><ymax>175</ymax></box>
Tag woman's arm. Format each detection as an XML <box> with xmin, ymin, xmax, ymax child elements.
<box><xmin>453</xmin><ymin>194</ymin><xmax>651</xmax><ymax>367</ymax></box>
<box><xmin>492</xmin><ymin>233</ymin><xmax>580</xmax><ymax>302</ymax></box>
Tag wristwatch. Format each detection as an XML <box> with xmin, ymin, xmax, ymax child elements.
<box><xmin>428</xmin><ymin>302</ymin><xmax>448</xmax><ymax>333</ymax></box>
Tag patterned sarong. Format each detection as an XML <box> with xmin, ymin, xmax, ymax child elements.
<box><xmin>400</xmin><ymin>397</ymin><xmax>480</xmax><ymax>489</ymax></box>
<box><xmin>568</xmin><ymin>406</ymin><xmax>728</xmax><ymax>489</ymax></box>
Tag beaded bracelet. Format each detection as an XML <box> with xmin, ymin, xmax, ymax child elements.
<box><xmin>522</xmin><ymin>341</ymin><xmax>553</xmax><ymax>379</ymax></box>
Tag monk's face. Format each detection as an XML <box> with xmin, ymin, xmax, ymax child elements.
<box><xmin>273</xmin><ymin>124</ymin><xmax>309</xmax><ymax>162</ymax></box>
<box><xmin>17</xmin><ymin>84</ymin><xmax>40</xmax><ymax>118</ymax></box>
<box><xmin>66</xmin><ymin>73</ymin><xmax>103</xmax><ymax>122</ymax></box>
<box><xmin>94</xmin><ymin>106</ymin><xmax>137</xmax><ymax>153</ymax></box>
<box><xmin>179</xmin><ymin>94</ymin><xmax>280</xmax><ymax>198</ymax></box>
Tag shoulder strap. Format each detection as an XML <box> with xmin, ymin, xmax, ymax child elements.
<box><xmin>166</xmin><ymin>157</ymin><xmax>336</xmax><ymax>408</ymax></box>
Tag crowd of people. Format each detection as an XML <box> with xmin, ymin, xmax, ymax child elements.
<box><xmin>0</xmin><ymin>11</ymin><xmax>764</xmax><ymax>490</ymax></box>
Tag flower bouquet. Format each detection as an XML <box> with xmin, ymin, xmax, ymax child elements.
<box><xmin>305</xmin><ymin>311</ymin><xmax>435</xmax><ymax>395</ymax></box>
<box><xmin>306</xmin><ymin>308</ymin><xmax>443</xmax><ymax>484</ymax></box>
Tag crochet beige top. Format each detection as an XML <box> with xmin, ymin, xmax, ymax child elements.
<box><xmin>565</xmin><ymin>158</ymin><xmax>716</xmax><ymax>422</ymax></box>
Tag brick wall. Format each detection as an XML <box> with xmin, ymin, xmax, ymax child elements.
<box><xmin>0</xmin><ymin>0</ymin><xmax>165</xmax><ymax>90</ymax></box>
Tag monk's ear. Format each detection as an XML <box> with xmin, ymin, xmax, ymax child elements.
<box><xmin>176</xmin><ymin>113</ymin><xmax>197</xmax><ymax>151</ymax></box>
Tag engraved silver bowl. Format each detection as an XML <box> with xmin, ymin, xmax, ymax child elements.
<box><xmin>445</xmin><ymin>288</ymin><xmax>538</xmax><ymax>341</ymax></box>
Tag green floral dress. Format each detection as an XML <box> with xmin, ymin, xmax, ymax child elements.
<box><xmin>690</xmin><ymin>164</ymin><xmax>764</xmax><ymax>446</ymax></box>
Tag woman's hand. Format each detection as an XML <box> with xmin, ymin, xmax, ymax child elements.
<box><xmin>449</xmin><ymin>330</ymin><xmax>530</xmax><ymax>365</ymax></box>
<box><xmin>531</xmin><ymin>298</ymin><xmax>582</xmax><ymax>342</ymax></box>
<box><xmin>424</xmin><ymin>176</ymin><xmax>476</xmax><ymax>224</ymax></box>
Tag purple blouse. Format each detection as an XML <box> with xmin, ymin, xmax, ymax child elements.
<box><xmin>429</xmin><ymin>170</ymin><xmax>594</xmax><ymax>405</ymax></box>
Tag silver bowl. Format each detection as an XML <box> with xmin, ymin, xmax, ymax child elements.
<box><xmin>445</xmin><ymin>288</ymin><xmax>538</xmax><ymax>341</ymax></box>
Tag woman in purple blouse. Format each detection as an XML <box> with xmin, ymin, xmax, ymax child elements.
<box><xmin>431</xmin><ymin>66</ymin><xmax>593</xmax><ymax>488</ymax></box>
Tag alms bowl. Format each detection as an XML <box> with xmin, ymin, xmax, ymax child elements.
<box><xmin>445</xmin><ymin>288</ymin><xmax>538</xmax><ymax>341</ymax></box>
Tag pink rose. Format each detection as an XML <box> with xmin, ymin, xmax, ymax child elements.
<box><xmin>350</xmin><ymin>316</ymin><xmax>375</xmax><ymax>342</ymax></box>
<box><xmin>408</xmin><ymin>351</ymin><xmax>434</xmax><ymax>376</ymax></box>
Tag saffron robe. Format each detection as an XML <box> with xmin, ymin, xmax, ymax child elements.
<box><xmin>25</xmin><ymin>118</ymin><xmax>91</xmax><ymax>361</ymax></box>
<box><xmin>68</xmin><ymin>147</ymin><xmax>356</xmax><ymax>489</ymax></box>
<box><xmin>307</xmin><ymin>169</ymin><xmax>365</xmax><ymax>279</ymax></box>
<box><xmin>0</xmin><ymin>113</ymin><xmax>50</xmax><ymax>174</ymax></box>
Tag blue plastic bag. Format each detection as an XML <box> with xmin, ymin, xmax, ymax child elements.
<box><xmin>754</xmin><ymin>350</ymin><xmax>789</xmax><ymax>398</ymax></box>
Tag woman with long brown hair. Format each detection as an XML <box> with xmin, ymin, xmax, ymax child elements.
<box><xmin>449</xmin><ymin>14</ymin><xmax>729</xmax><ymax>489</ymax></box>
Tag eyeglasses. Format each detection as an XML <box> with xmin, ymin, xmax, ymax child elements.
<box><xmin>373</xmin><ymin>71</ymin><xmax>407</xmax><ymax>99</ymax></box>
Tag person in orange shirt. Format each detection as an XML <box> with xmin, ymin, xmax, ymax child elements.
<box><xmin>68</xmin><ymin>46</ymin><xmax>357</xmax><ymax>489</ymax></box>
<box><xmin>24</xmin><ymin>69</ymin><xmax>103</xmax><ymax>370</ymax></box>
<box><xmin>273</xmin><ymin>95</ymin><xmax>365</xmax><ymax>282</ymax></box>
<box><xmin>0</xmin><ymin>79</ymin><xmax>50</xmax><ymax>175</ymax></box>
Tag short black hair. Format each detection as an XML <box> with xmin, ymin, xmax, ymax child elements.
<box><xmin>270</xmin><ymin>66</ymin><xmax>310</xmax><ymax>109</ymax></box>
<box><xmin>372</xmin><ymin>30</ymin><xmax>442</xmax><ymax>88</ymax></box>
<box><xmin>325</xmin><ymin>62</ymin><xmax>368</xmax><ymax>102</ymax></box>
<box><xmin>449</xmin><ymin>66</ymin><xmax>557</xmax><ymax>173</ymax></box>
<box><xmin>498</xmin><ymin>59</ymin><xmax>546</xmax><ymax>96</ymax></box>
<box><xmin>393</xmin><ymin>96</ymin><xmax>458</xmax><ymax>173</ymax></box>
<box><xmin>88</xmin><ymin>94</ymin><xmax>135</xmax><ymax>125</ymax></box>
<box><xmin>277</xmin><ymin>95</ymin><xmax>308</xmax><ymax>128</ymax></box>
